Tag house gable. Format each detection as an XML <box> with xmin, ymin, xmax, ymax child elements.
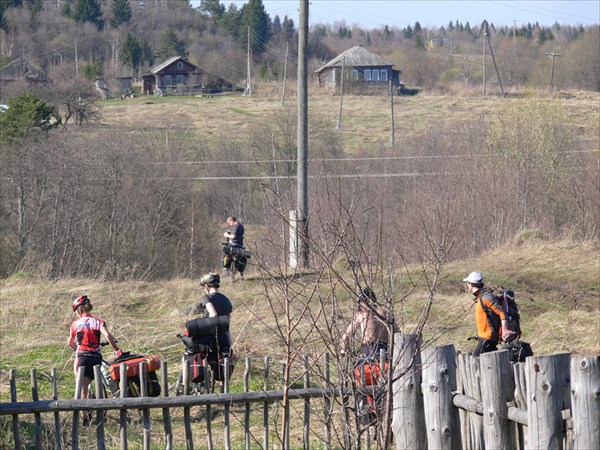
<box><xmin>315</xmin><ymin>46</ymin><xmax>400</xmax><ymax>89</ymax></box>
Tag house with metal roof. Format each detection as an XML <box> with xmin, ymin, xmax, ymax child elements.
<box><xmin>315</xmin><ymin>45</ymin><xmax>401</xmax><ymax>89</ymax></box>
<box><xmin>142</xmin><ymin>56</ymin><xmax>203</xmax><ymax>96</ymax></box>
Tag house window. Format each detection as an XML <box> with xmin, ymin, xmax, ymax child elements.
<box><xmin>372</xmin><ymin>69</ymin><xmax>380</xmax><ymax>81</ymax></box>
<box><xmin>163</xmin><ymin>75</ymin><xmax>172</xmax><ymax>86</ymax></box>
<box><xmin>176</xmin><ymin>75</ymin><xmax>184</xmax><ymax>84</ymax></box>
<box><xmin>364</xmin><ymin>69</ymin><xmax>371</xmax><ymax>81</ymax></box>
<box><xmin>381</xmin><ymin>69</ymin><xmax>388</xmax><ymax>81</ymax></box>
<box><xmin>177</xmin><ymin>61</ymin><xmax>184</xmax><ymax>69</ymax></box>
<box><xmin>352</xmin><ymin>69</ymin><xmax>359</xmax><ymax>80</ymax></box>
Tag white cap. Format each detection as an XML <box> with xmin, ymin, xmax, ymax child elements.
<box><xmin>463</xmin><ymin>271</ymin><xmax>484</xmax><ymax>283</ymax></box>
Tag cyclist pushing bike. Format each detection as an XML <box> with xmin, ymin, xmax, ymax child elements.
<box><xmin>180</xmin><ymin>273</ymin><xmax>234</xmax><ymax>392</ymax></box>
<box><xmin>222</xmin><ymin>216</ymin><xmax>246</xmax><ymax>280</ymax></box>
<box><xmin>68</xmin><ymin>295</ymin><xmax>121</xmax><ymax>424</ymax></box>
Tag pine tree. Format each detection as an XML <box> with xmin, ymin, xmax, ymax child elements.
<box><xmin>110</xmin><ymin>0</ymin><xmax>132</xmax><ymax>28</ymax></box>
<box><xmin>157</xmin><ymin>29</ymin><xmax>187</xmax><ymax>60</ymax></box>
<box><xmin>121</xmin><ymin>33</ymin><xmax>141</xmax><ymax>69</ymax></box>
<box><xmin>71</xmin><ymin>0</ymin><xmax>104</xmax><ymax>31</ymax></box>
<box><xmin>239</xmin><ymin>0</ymin><xmax>270</xmax><ymax>55</ymax></box>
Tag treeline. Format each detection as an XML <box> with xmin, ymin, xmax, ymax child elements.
<box><xmin>0</xmin><ymin>0</ymin><xmax>598</xmax><ymax>93</ymax></box>
<box><xmin>1</xmin><ymin>92</ymin><xmax>598</xmax><ymax>279</ymax></box>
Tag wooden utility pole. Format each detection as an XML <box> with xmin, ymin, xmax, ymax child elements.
<box><xmin>390</xmin><ymin>78</ymin><xmax>395</xmax><ymax>145</ymax></box>
<box><xmin>246</xmin><ymin>27</ymin><xmax>252</xmax><ymax>96</ymax></box>
<box><xmin>336</xmin><ymin>57</ymin><xmax>345</xmax><ymax>130</ymax></box>
<box><xmin>281</xmin><ymin>41</ymin><xmax>288</xmax><ymax>105</ymax></box>
<box><xmin>486</xmin><ymin>23</ymin><xmax>506</xmax><ymax>97</ymax></box>
<box><xmin>545</xmin><ymin>52</ymin><xmax>561</xmax><ymax>88</ymax></box>
<box><xmin>296</xmin><ymin>0</ymin><xmax>309</xmax><ymax>268</ymax></box>
<box><xmin>482</xmin><ymin>28</ymin><xmax>486</xmax><ymax>96</ymax></box>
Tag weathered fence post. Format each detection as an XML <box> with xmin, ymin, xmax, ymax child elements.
<box><xmin>392</xmin><ymin>333</ymin><xmax>425</xmax><ymax>450</ymax></box>
<box><xmin>72</xmin><ymin>365</ymin><xmax>85</xmax><ymax>450</ymax></box>
<box><xmin>119</xmin><ymin>362</ymin><xmax>128</xmax><ymax>450</ymax></box>
<box><xmin>93</xmin><ymin>365</ymin><xmax>106</xmax><ymax>450</ymax></box>
<box><xmin>263</xmin><ymin>356</ymin><xmax>270</xmax><ymax>450</ymax></box>
<box><xmin>224</xmin><ymin>356</ymin><xmax>231</xmax><ymax>450</ymax></box>
<box><xmin>456</xmin><ymin>353</ymin><xmax>483</xmax><ymax>450</ymax></box>
<box><xmin>30</xmin><ymin>368</ymin><xmax>41</xmax><ymax>449</ymax></box>
<box><xmin>161</xmin><ymin>361</ymin><xmax>173</xmax><ymax>450</ymax></box>
<box><xmin>51</xmin><ymin>368</ymin><xmax>63</xmax><ymax>450</ymax></box>
<box><xmin>323</xmin><ymin>353</ymin><xmax>332</xmax><ymax>450</ymax></box>
<box><xmin>182</xmin><ymin>359</ymin><xmax>193</xmax><ymax>450</ymax></box>
<box><xmin>304</xmin><ymin>354</ymin><xmax>311</xmax><ymax>450</ymax></box>
<box><xmin>570</xmin><ymin>354</ymin><xmax>600</xmax><ymax>450</ymax></box>
<box><xmin>10</xmin><ymin>369</ymin><xmax>22</xmax><ymax>450</ymax></box>
<box><xmin>512</xmin><ymin>362</ymin><xmax>528</xmax><ymax>449</ymax></box>
<box><xmin>525</xmin><ymin>352</ymin><xmax>571</xmax><ymax>450</ymax></box>
<box><xmin>479</xmin><ymin>349</ymin><xmax>516</xmax><ymax>449</ymax></box>
<box><xmin>139</xmin><ymin>361</ymin><xmax>151</xmax><ymax>450</ymax></box>
<box><xmin>422</xmin><ymin>344</ymin><xmax>461</xmax><ymax>449</ymax></box>
<box><xmin>244</xmin><ymin>358</ymin><xmax>251</xmax><ymax>450</ymax></box>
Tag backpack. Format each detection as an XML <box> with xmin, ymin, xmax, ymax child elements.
<box><xmin>480</xmin><ymin>289</ymin><xmax>521</xmax><ymax>343</ymax></box>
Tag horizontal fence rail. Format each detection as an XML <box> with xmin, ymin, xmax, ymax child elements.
<box><xmin>1</xmin><ymin>335</ymin><xmax>598</xmax><ymax>450</ymax></box>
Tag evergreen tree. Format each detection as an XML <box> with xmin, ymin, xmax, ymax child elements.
<box><xmin>239</xmin><ymin>0</ymin><xmax>270</xmax><ymax>55</ymax></box>
<box><xmin>82</xmin><ymin>59</ymin><xmax>103</xmax><ymax>79</ymax></box>
<box><xmin>121</xmin><ymin>33</ymin><xmax>142</xmax><ymax>69</ymax></box>
<box><xmin>71</xmin><ymin>0</ymin><xmax>104</xmax><ymax>31</ymax></box>
<box><xmin>198</xmin><ymin>0</ymin><xmax>224</xmax><ymax>19</ymax></box>
<box><xmin>157</xmin><ymin>28</ymin><xmax>187</xmax><ymax>60</ymax></box>
<box><xmin>218</xmin><ymin>3</ymin><xmax>241</xmax><ymax>39</ymax></box>
<box><xmin>110</xmin><ymin>0</ymin><xmax>132</xmax><ymax>28</ymax></box>
<box><xmin>282</xmin><ymin>16</ymin><xmax>295</xmax><ymax>41</ymax></box>
<box><xmin>0</xmin><ymin>92</ymin><xmax>57</xmax><ymax>143</ymax></box>
<box><xmin>140</xmin><ymin>39</ymin><xmax>154</xmax><ymax>68</ymax></box>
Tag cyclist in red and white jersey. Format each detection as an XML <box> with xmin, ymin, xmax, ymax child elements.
<box><xmin>68</xmin><ymin>295</ymin><xmax>121</xmax><ymax>402</ymax></box>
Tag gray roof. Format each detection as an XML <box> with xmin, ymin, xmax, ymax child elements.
<box><xmin>315</xmin><ymin>46</ymin><xmax>393</xmax><ymax>73</ymax></box>
<box><xmin>150</xmin><ymin>56</ymin><xmax>198</xmax><ymax>74</ymax></box>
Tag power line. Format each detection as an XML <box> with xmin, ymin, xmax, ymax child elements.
<box><xmin>151</xmin><ymin>149</ymin><xmax>598</xmax><ymax>166</ymax></box>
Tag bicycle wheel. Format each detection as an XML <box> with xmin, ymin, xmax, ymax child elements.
<box><xmin>173</xmin><ymin>364</ymin><xmax>213</xmax><ymax>395</ymax></box>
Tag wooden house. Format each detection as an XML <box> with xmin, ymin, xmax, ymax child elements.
<box><xmin>142</xmin><ymin>56</ymin><xmax>203</xmax><ymax>96</ymax></box>
<box><xmin>315</xmin><ymin>45</ymin><xmax>401</xmax><ymax>89</ymax></box>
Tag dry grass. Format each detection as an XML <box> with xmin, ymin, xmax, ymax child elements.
<box><xmin>99</xmin><ymin>87</ymin><xmax>600</xmax><ymax>153</ymax></box>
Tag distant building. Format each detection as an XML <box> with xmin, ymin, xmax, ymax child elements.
<box><xmin>142</xmin><ymin>56</ymin><xmax>203</xmax><ymax>96</ymax></box>
<box><xmin>315</xmin><ymin>45</ymin><xmax>401</xmax><ymax>89</ymax></box>
<box><xmin>0</xmin><ymin>59</ymin><xmax>48</xmax><ymax>100</ymax></box>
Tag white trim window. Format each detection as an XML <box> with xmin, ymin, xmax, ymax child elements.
<box><xmin>163</xmin><ymin>75</ymin><xmax>172</xmax><ymax>86</ymax></box>
<box><xmin>364</xmin><ymin>69</ymin><xmax>371</xmax><ymax>81</ymax></box>
<box><xmin>372</xmin><ymin>69</ymin><xmax>380</xmax><ymax>81</ymax></box>
<box><xmin>352</xmin><ymin>69</ymin><xmax>359</xmax><ymax>80</ymax></box>
<box><xmin>381</xmin><ymin>69</ymin><xmax>388</xmax><ymax>81</ymax></box>
<box><xmin>177</xmin><ymin>61</ymin><xmax>184</xmax><ymax>69</ymax></box>
<box><xmin>176</xmin><ymin>75</ymin><xmax>184</xmax><ymax>84</ymax></box>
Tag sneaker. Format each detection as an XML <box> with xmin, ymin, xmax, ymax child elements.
<box><xmin>222</xmin><ymin>268</ymin><xmax>229</xmax><ymax>277</ymax></box>
<box><xmin>239</xmin><ymin>273</ymin><xmax>244</xmax><ymax>281</ymax></box>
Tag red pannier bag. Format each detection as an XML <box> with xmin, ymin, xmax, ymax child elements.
<box><xmin>109</xmin><ymin>354</ymin><xmax>161</xmax><ymax>381</ymax></box>
<box><xmin>354</xmin><ymin>361</ymin><xmax>390</xmax><ymax>386</ymax></box>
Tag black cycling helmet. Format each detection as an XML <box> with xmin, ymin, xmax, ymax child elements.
<box><xmin>357</xmin><ymin>287</ymin><xmax>377</xmax><ymax>305</ymax></box>
<box><xmin>200</xmin><ymin>272</ymin><xmax>220</xmax><ymax>288</ymax></box>
<box><xmin>72</xmin><ymin>295</ymin><xmax>90</xmax><ymax>312</ymax></box>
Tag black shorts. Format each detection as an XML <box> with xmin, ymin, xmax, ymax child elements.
<box><xmin>74</xmin><ymin>353</ymin><xmax>102</xmax><ymax>379</ymax></box>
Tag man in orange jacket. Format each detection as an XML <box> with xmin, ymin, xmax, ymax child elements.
<box><xmin>464</xmin><ymin>271</ymin><xmax>515</xmax><ymax>356</ymax></box>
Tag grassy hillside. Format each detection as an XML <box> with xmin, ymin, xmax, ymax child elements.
<box><xmin>98</xmin><ymin>88</ymin><xmax>600</xmax><ymax>153</ymax></box>
<box><xmin>1</xmin><ymin>236</ymin><xmax>598</xmax><ymax>404</ymax></box>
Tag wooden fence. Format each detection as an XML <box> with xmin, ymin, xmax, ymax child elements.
<box><xmin>1</xmin><ymin>335</ymin><xmax>598</xmax><ymax>449</ymax></box>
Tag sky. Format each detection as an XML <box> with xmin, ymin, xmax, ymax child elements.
<box><xmin>192</xmin><ymin>1</ymin><xmax>600</xmax><ymax>29</ymax></box>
